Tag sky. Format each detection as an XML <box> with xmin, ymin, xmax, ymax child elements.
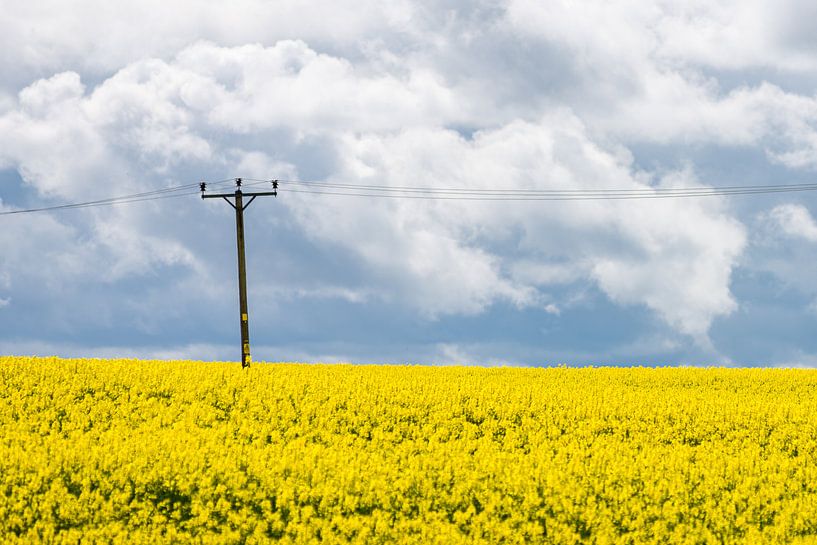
<box><xmin>2</xmin><ymin>1</ymin><xmax>817</xmax><ymax>365</ymax></box>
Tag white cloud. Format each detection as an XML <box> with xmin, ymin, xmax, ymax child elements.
<box><xmin>0</xmin><ymin>73</ymin><xmax>117</xmax><ymax>200</ymax></box>
<box><xmin>5</xmin><ymin>3</ymin><xmax>817</xmax><ymax>168</ymax></box>
<box><xmin>6</xmin><ymin>2</ymin><xmax>817</xmax><ymax>361</ymax></box>
<box><xmin>0</xmin><ymin>31</ymin><xmax>750</xmax><ymax>346</ymax></box>
<box><xmin>503</xmin><ymin>1</ymin><xmax>817</xmax><ymax>166</ymax></box>
<box><xmin>286</xmin><ymin>112</ymin><xmax>745</xmax><ymax>339</ymax></box>
<box><xmin>434</xmin><ymin>343</ymin><xmax>518</xmax><ymax>367</ymax></box>
<box><xmin>506</xmin><ymin>0</ymin><xmax>817</xmax><ymax>73</ymax></box>
<box><xmin>174</xmin><ymin>40</ymin><xmax>466</xmax><ymax>133</ymax></box>
<box><xmin>0</xmin><ymin>40</ymin><xmax>469</xmax><ymax>201</ymax></box>
<box><xmin>603</xmin><ymin>81</ymin><xmax>817</xmax><ymax>169</ymax></box>
<box><xmin>766</xmin><ymin>204</ymin><xmax>817</xmax><ymax>242</ymax></box>
<box><xmin>0</xmin><ymin>41</ymin><xmax>478</xmax><ymax>321</ymax></box>
<box><xmin>0</xmin><ymin>1</ymin><xmax>419</xmax><ymax>91</ymax></box>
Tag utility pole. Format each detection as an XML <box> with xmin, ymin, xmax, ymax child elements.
<box><xmin>201</xmin><ymin>178</ymin><xmax>278</xmax><ymax>368</ymax></box>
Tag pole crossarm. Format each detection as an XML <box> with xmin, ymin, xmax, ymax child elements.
<box><xmin>200</xmin><ymin>178</ymin><xmax>278</xmax><ymax>367</ymax></box>
<box><xmin>202</xmin><ymin>191</ymin><xmax>279</xmax><ymax>198</ymax></box>
<box><xmin>203</xmin><ymin>191</ymin><xmax>278</xmax><ymax>210</ymax></box>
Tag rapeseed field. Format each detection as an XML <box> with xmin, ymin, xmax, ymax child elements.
<box><xmin>1</xmin><ymin>357</ymin><xmax>816</xmax><ymax>544</ymax></box>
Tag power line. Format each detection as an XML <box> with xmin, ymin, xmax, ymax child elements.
<box><xmin>278</xmin><ymin>179</ymin><xmax>817</xmax><ymax>194</ymax></box>
<box><xmin>5</xmin><ymin>177</ymin><xmax>817</xmax><ymax>217</ymax></box>
<box><xmin>0</xmin><ymin>178</ymin><xmax>236</xmax><ymax>216</ymax></box>
<box><xmin>275</xmin><ymin>179</ymin><xmax>817</xmax><ymax>200</ymax></box>
<box><xmin>279</xmin><ymin>186</ymin><xmax>817</xmax><ymax>200</ymax></box>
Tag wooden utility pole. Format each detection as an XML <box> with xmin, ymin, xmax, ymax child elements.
<box><xmin>201</xmin><ymin>178</ymin><xmax>277</xmax><ymax>368</ymax></box>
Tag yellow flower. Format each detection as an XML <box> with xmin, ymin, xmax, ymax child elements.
<box><xmin>1</xmin><ymin>358</ymin><xmax>817</xmax><ymax>543</ymax></box>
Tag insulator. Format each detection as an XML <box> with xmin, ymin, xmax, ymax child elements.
<box><xmin>235</xmin><ymin>177</ymin><xmax>242</xmax><ymax>187</ymax></box>
<box><xmin>199</xmin><ymin>182</ymin><xmax>206</xmax><ymax>192</ymax></box>
<box><xmin>272</xmin><ymin>180</ymin><xmax>279</xmax><ymax>189</ymax></box>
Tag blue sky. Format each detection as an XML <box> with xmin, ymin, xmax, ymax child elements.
<box><xmin>2</xmin><ymin>1</ymin><xmax>817</xmax><ymax>365</ymax></box>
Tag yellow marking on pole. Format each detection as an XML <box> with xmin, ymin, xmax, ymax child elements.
<box><xmin>242</xmin><ymin>313</ymin><xmax>248</xmax><ymax>322</ymax></box>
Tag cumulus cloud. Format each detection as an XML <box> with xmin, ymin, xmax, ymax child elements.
<box><xmin>286</xmin><ymin>112</ymin><xmax>745</xmax><ymax>337</ymax></box>
<box><xmin>0</xmin><ymin>37</ymin><xmax>750</xmax><ymax>344</ymax></box>
<box><xmin>766</xmin><ymin>204</ymin><xmax>817</xmax><ymax>242</ymax></box>
<box><xmin>506</xmin><ymin>0</ymin><xmax>817</xmax><ymax>74</ymax></box>
<box><xmin>503</xmin><ymin>1</ymin><xmax>817</xmax><ymax>168</ymax></box>
<box><xmin>0</xmin><ymin>1</ymin><xmax>418</xmax><ymax>92</ymax></box>
<box><xmin>176</xmin><ymin>40</ymin><xmax>465</xmax><ymax>133</ymax></box>
<box><xmin>4</xmin><ymin>1</ymin><xmax>817</xmax><ymax>361</ymax></box>
<box><xmin>600</xmin><ymin>81</ymin><xmax>817</xmax><ymax>170</ymax></box>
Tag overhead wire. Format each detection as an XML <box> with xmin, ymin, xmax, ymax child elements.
<box><xmin>274</xmin><ymin>179</ymin><xmax>817</xmax><ymax>201</ymax></box>
<box><xmin>0</xmin><ymin>178</ymin><xmax>236</xmax><ymax>216</ymax></box>
<box><xmin>276</xmin><ymin>179</ymin><xmax>817</xmax><ymax>194</ymax></box>
<box><xmin>4</xmin><ymin>176</ymin><xmax>817</xmax><ymax>216</ymax></box>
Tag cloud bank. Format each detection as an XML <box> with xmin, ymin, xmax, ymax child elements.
<box><xmin>2</xmin><ymin>1</ymin><xmax>817</xmax><ymax>363</ymax></box>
